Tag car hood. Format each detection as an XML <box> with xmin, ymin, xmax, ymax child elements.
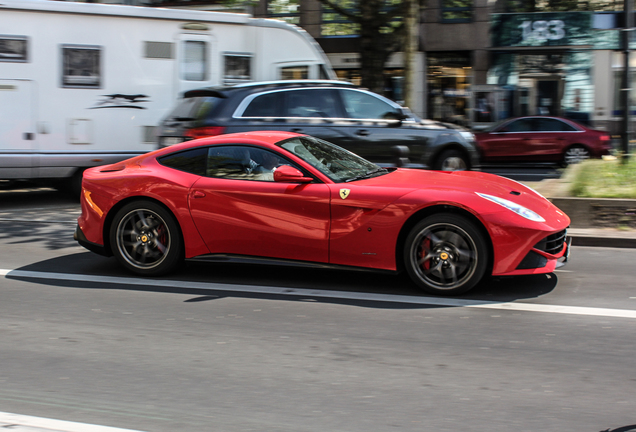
<box><xmin>361</xmin><ymin>168</ymin><xmax>559</xmax><ymax>214</ymax></box>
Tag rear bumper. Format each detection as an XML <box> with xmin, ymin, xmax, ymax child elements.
<box><xmin>75</xmin><ymin>224</ymin><xmax>111</xmax><ymax>257</ymax></box>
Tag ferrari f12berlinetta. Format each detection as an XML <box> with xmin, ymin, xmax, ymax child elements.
<box><xmin>75</xmin><ymin>131</ymin><xmax>570</xmax><ymax>295</ymax></box>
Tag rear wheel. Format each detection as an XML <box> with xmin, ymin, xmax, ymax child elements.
<box><xmin>109</xmin><ymin>201</ymin><xmax>183</xmax><ymax>276</ymax></box>
<box><xmin>563</xmin><ymin>145</ymin><xmax>590</xmax><ymax>166</ymax></box>
<box><xmin>404</xmin><ymin>214</ymin><xmax>488</xmax><ymax>295</ymax></box>
<box><xmin>434</xmin><ymin>149</ymin><xmax>468</xmax><ymax>171</ymax></box>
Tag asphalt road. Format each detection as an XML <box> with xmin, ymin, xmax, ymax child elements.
<box><xmin>0</xmin><ymin>187</ymin><xmax>635</xmax><ymax>432</ymax></box>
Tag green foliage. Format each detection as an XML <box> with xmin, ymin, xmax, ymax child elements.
<box><xmin>569</xmin><ymin>157</ymin><xmax>636</xmax><ymax>198</ymax></box>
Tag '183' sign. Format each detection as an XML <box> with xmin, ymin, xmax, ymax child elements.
<box><xmin>518</xmin><ymin>20</ymin><xmax>565</xmax><ymax>42</ymax></box>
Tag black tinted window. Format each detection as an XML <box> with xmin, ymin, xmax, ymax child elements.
<box><xmin>503</xmin><ymin>119</ymin><xmax>532</xmax><ymax>132</ymax></box>
<box><xmin>158</xmin><ymin>148</ymin><xmax>207</xmax><ymax>176</ymax></box>
<box><xmin>242</xmin><ymin>92</ymin><xmax>283</xmax><ymax>117</ymax></box>
<box><xmin>284</xmin><ymin>89</ymin><xmax>339</xmax><ymax>118</ymax></box>
<box><xmin>536</xmin><ymin>118</ymin><xmax>577</xmax><ymax>131</ymax></box>
<box><xmin>167</xmin><ymin>96</ymin><xmax>221</xmax><ymax>121</ymax></box>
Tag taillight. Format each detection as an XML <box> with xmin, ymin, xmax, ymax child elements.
<box><xmin>600</xmin><ymin>134</ymin><xmax>610</xmax><ymax>142</ymax></box>
<box><xmin>184</xmin><ymin>126</ymin><xmax>226</xmax><ymax>139</ymax></box>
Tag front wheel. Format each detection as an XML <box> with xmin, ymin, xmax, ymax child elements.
<box><xmin>404</xmin><ymin>214</ymin><xmax>489</xmax><ymax>295</ymax></box>
<box><xmin>109</xmin><ymin>201</ymin><xmax>183</xmax><ymax>276</ymax></box>
<box><xmin>434</xmin><ymin>149</ymin><xmax>468</xmax><ymax>171</ymax></box>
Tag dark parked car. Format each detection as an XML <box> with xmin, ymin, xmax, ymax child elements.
<box><xmin>474</xmin><ymin>116</ymin><xmax>612</xmax><ymax>166</ymax></box>
<box><xmin>157</xmin><ymin>80</ymin><xmax>479</xmax><ymax>170</ymax></box>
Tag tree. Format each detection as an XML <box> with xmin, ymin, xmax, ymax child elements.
<box><xmin>317</xmin><ymin>0</ymin><xmax>418</xmax><ymax>95</ymax></box>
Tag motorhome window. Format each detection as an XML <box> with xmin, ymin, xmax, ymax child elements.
<box><xmin>224</xmin><ymin>54</ymin><xmax>252</xmax><ymax>85</ymax></box>
<box><xmin>145</xmin><ymin>42</ymin><xmax>174</xmax><ymax>59</ymax></box>
<box><xmin>0</xmin><ymin>36</ymin><xmax>28</xmax><ymax>62</ymax></box>
<box><xmin>61</xmin><ymin>45</ymin><xmax>101</xmax><ymax>88</ymax></box>
<box><xmin>183</xmin><ymin>41</ymin><xmax>207</xmax><ymax>81</ymax></box>
<box><xmin>280</xmin><ymin>66</ymin><xmax>309</xmax><ymax>80</ymax></box>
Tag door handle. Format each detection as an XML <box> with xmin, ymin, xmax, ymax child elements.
<box><xmin>192</xmin><ymin>190</ymin><xmax>206</xmax><ymax>199</ymax></box>
<box><xmin>356</xmin><ymin>129</ymin><xmax>370</xmax><ymax>136</ymax></box>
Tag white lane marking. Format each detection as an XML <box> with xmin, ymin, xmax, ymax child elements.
<box><xmin>0</xmin><ymin>410</ymin><xmax>145</xmax><ymax>432</ymax></box>
<box><xmin>3</xmin><ymin>268</ymin><xmax>636</xmax><ymax>319</ymax></box>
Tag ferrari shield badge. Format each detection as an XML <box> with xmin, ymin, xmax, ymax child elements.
<box><xmin>339</xmin><ymin>188</ymin><xmax>351</xmax><ymax>200</ymax></box>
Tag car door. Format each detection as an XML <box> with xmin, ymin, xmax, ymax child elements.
<box><xmin>188</xmin><ymin>145</ymin><xmax>331</xmax><ymax>263</ymax></box>
<box><xmin>530</xmin><ymin>117</ymin><xmax>576</xmax><ymax>161</ymax></box>
<box><xmin>336</xmin><ymin>89</ymin><xmax>423</xmax><ymax>164</ymax></box>
<box><xmin>479</xmin><ymin>118</ymin><xmax>536</xmax><ymax>161</ymax></box>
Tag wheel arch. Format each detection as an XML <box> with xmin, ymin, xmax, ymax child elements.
<box><xmin>395</xmin><ymin>204</ymin><xmax>494</xmax><ymax>275</ymax></box>
<box><xmin>102</xmin><ymin>196</ymin><xmax>185</xmax><ymax>258</ymax></box>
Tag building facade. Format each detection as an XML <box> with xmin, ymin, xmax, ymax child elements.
<box><xmin>49</xmin><ymin>0</ymin><xmax>635</xmax><ymax>132</ymax></box>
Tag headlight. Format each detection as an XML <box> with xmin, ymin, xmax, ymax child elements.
<box><xmin>459</xmin><ymin>131</ymin><xmax>475</xmax><ymax>142</ymax></box>
<box><xmin>476</xmin><ymin>192</ymin><xmax>545</xmax><ymax>222</ymax></box>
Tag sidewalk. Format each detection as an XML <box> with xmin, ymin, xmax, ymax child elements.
<box><xmin>525</xmin><ymin>178</ymin><xmax>636</xmax><ymax>248</ymax></box>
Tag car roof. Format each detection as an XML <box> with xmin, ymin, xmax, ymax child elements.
<box><xmin>183</xmin><ymin>80</ymin><xmax>356</xmax><ymax>99</ymax></box>
<box><xmin>154</xmin><ymin>131</ymin><xmax>304</xmax><ymax>156</ymax></box>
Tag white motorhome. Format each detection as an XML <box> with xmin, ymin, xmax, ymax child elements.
<box><xmin>0</xmin><ymin>0</ymin><xmax>336</xmax><ymax>192</ymax></box>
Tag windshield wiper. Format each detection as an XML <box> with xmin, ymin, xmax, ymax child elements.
<box><xmin>345</xmin><ymin>167</ymin><xmax>388</xmax><ymax>182</ymax></box>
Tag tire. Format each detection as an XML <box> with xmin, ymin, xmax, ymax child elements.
<box><xmin>434</xmin><ymin>149</ymin><xmax>468</xmax><ymax>171</ymax></box>
<box><xmin>563</xmin><ymin>145</ymin><xmax>590</xmax><ymax>166</ymax></box>
<box><xmin>404</xmin><ymin>213</ymin><xmax>489</xmax><ymax>295</ymax></box>
<box><xmin>109</xmin><ymin>201</ymin><xmax>183</xmax><ymax>276</ymax></box>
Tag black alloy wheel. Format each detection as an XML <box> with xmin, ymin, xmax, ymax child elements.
<box><xmin>404</xmin><ymin>213</ymin><xmax>488</xmax><ymax>295</ymax></box>
<box><xmin>110</xmin><ymin>201</ymin><xmax>183</xmax><ymax>276</ymax></box>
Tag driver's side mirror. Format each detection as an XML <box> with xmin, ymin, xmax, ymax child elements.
<box><xmin>273</xmin><ymin>165</ymin><xmax>313</xmax><ymax>183</ymax></box>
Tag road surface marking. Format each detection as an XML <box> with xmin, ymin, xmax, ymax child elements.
<box><xmin>0</xmin><ymin>410</ymin><xmax>145</xmax><ymax>432</ymax></box>
<box><xmin>2</xmin><ymin>268</ymin><xmax>636</xmax><ymax>319</ymax></box>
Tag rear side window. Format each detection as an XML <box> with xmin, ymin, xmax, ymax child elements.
<box><xmin>242</xmin><ymin>92</ymin><xmax>284</xmax><ymax>117</ymax></box>
<box><xmin>158</xmin><ymin>147</ymin><xmax>207</xmax><ymax>176</ymax></box>
<box><xmin>503</xmin><ymin>119</ymin><xmax>532</xmax><ymax>132</ymax></box>
<box><xmin>284</xmin><ymin>89</ymin><xmax>339</xmax><ymax>118</ymax></box>
<box><xmin>167</xmin><ymin>96</ymin><xmax>221</xmax><ymax>122</ymax></box>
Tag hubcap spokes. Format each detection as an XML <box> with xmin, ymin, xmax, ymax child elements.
<box><xmin>414</xmin><ymin>224</ymin><xmax>477</xmax><ymax>289</ymax></box>
<box><xmin>117</xmin><ymin>210</ymin><xmax>170</xmax><ymax>269</ymax></box>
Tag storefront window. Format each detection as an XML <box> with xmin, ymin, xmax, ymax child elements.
<box><xmin>427</xmin><ymin>52</ymin><xmax>472</xmax><ymax>126</ymax></box>
<box><xmin>487</xmin><ymin>51</ymin><xmax>593</xmax><ymax>122</ymax></box>
<box><xmin>441</xmin><ymin>0</ymin><xmax>473</xmax><ymax>23</ymax></box>
<box><xmin>267</xmin><ymin>0</ymin><xmax>300</xmax><ymax>25</ymax></box>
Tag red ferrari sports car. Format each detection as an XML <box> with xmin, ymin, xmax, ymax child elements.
<box><xmin>75</xmin><ymin>131</ymin><xmax>571</xmax><ymax>295</ymax></box>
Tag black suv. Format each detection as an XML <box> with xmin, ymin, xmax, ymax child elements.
<box><xmin>157</xmin><ymin>80</ymin><xmax>479</xmax><ymax>170</ymax></box>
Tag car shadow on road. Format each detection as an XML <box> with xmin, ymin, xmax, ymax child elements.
<box><xmin>5</xmin><ymin>252</ymin><xmax>558</xmax><ymax>309</ymax></box>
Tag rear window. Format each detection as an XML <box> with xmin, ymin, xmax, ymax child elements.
<box><xmin>158</xmin><ymin>147</ymin><xmax>207</xmax><ymax>176</ymax></box>
<box><xmin>167</xmin><ymin>96</ymin><xmax>222</xmax><ymax>122</ymax></box>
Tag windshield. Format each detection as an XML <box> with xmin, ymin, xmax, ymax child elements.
<box><xmin>278</xmin><ymin>136</ymin><xmax>388</xmax><ymax>183</ymax></box>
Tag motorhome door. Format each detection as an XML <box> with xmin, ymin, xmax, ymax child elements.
<box><xmin>0</xmin><ymin>79</ymin><xmax>36</xmax><ymax>178</ymax></box>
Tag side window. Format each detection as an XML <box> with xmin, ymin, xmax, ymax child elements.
<box><xmin>158</xmin><ymin>148</ymin><xmax>207</xmax><ymax>176</ymax></box>
<box><xmin>284</xmin><ymin>89</ymin><xmax>339</xmax><ymax>118</ymax></box>
<box><xmin>242</xmin><ymin>92</ymin><xmax>284</xmax><ymax>117</ymax></box>
<box><xmin>0</xmin><ymin>36</ymin><xmax>28</xmax><ymax>62</ymax></box>
<box><xmin>504</xmin><ymin>119</ymin><xmax>532</xmax><ymax>132</ymax></box>
<box><xmin>340</xmin><ymin>89</ymin><xmax>400</xmax><ymax>120</ymax></box>
<box><xmin>224</xmin><ymin>53</ymin><xmax>252</xmax><ymax>85</ymax></box>
<box><xmin>207</xmin><ymin>146</ymin><xmax>294</xmax><ymax>181</ymax></box>
<box><xmin>538</xmin><ymin>118</ymin><xmax>576</xmax><ymax>132</ymax></box>
<box><xmin>61</xmin><ymin>45</ymin><xmax>101</xmax><ymax>88</ymax></box>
